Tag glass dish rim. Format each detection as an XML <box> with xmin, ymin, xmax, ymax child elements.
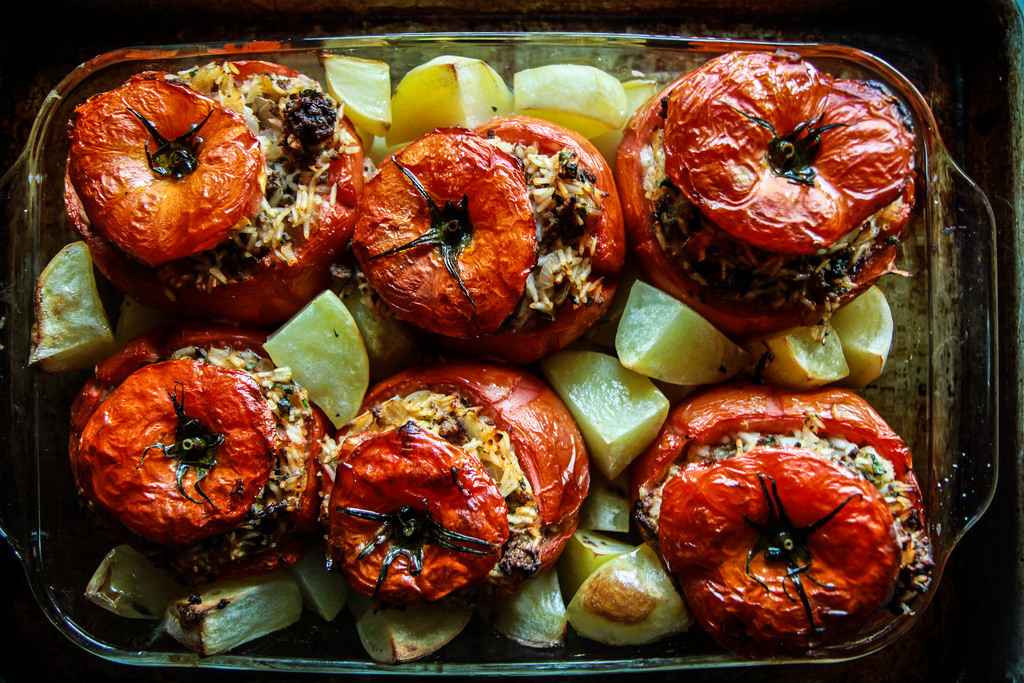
<box><xmin>2</xmin><ymin>30</ymin><xmax>1000</xmax><ymax>675</ymax></box>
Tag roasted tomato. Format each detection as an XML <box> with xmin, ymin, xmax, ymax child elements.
<box><xmin>70</xmin><ymin>325</ymin><xmax>328</xmax><ymax>581</ymax></box>
<box><xmin>65</xmin><ymin>60</ymin><xmax>364</xmax><ymax>325</ymax></box>
<box><xmin>631</xmin><ymin>384</ymin><xmax>933</xmax><ymax>655</ymax></box>
<box><xmin>353</xmin><ymin>116</ymin><xmax>624</xmax><ymax>364</ymax></box>
<box><xmin>324</xmin><ymin>363</ymin><xmax>589</xmax><ymax>603</ymax></box>
<box><xmin>617</xmin><ymin>51</ymin><xmax>916</xmax><ymax>336</ymax></box>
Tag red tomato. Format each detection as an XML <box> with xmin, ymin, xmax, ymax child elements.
<box><xmin>443</xmin><ymin>116</ymin><xmax>625</xmax><ymax>363</ymax></box>
<box><xmin>663</xmin><ymin>52</ymin><xmax>914</xmax><ymax>255</ymax></box>
<box><xmin>660</xmin><ymin>449</ymin><xmax>900</xmax><ymax>654</ymax></box>
<box><xmin>331</xmin><ymin>424</ymin><xmax>509</xmax><ymax>603</ymax></box>
<box><xmin>65</xmin><ymin>61</ymin><xmax>365</xmax><ymax>325</ymax></box>
<box><xmin>355</xmin><ymin>117</ymin><xmax>625</xmax><ymax>363</ymax></box>
<box><xmin>70</xmin><ymin>326</ymin><xmax>327</xmax><ymax>572</ymax></box>
<box><xmin>66</xmin><ymin>73</ymin><xmax>264</xmax><ymax>267</ymax></box>
<box><xmin>630</xmin><ymin>383</ymin><xmax>928</xmax><ymax>655</ymax></box>
<box><xmin>326</xmin><ymin>363</ymin><xmax>589</xmax><ymax>602</ymax></box>
<box><xmin>616</xmin><ymin>51</ymin><xmax>915</xmax><ymax>336</ymax></box>
<box><xmin>353</xmin><ymin>129</ymin><xmax>537</xmax><ymax>339</ymax></box>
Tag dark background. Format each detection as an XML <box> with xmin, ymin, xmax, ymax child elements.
<box><xmin>1</xmin><ymin>1</ymin><xmax>1021</xmax><ymax>681</ymax></box>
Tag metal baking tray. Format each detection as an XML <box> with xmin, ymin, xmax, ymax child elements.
<box><xmin>0</xmin><ymin>32</ymin><xmax>999</xmax><ymax>675</ymax></box>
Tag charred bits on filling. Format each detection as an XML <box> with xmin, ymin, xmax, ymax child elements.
<box><xmin>283</xmin><ymin>89</ymin><xmax>337</xmax><ymax>152</ymax></box>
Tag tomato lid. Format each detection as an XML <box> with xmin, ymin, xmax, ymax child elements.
<box><xmin>353</xmin><ymin>129</ymin><xmax>537</xmax><ymax>338</ymax></box>
<box><xmin>329</xmin><ymin>422</ymin><xmax>509</xmax><ymax>603</ymax></box>
<box><xmin>663</xmin><ymin>51</ymin><xmax>914</xmax><ymax>255</ymax></box>
<box><xmin>75</xmin><ymin>358</ymin><xmax>277</xmax><ymax>546</ymax></box>
<box><xmin>659</xmin><ymin>448</ymin><xmax>900</xmax><ymax>654</ymax></box>
<box><xmin>68</xmin><ymin>73</ymin><xmax>264</xmax><ymax>266</ymax></box>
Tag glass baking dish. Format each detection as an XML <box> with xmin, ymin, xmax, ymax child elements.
<box><xmin>0</xmin><ymin>32</ymin><xmax>998</xmax><ymax>675</ymax></box>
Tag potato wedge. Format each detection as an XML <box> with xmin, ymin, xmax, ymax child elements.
<box><xmin>622</xmin><ymin>78</ymin><xmax>658</xmax><ymax>113</ymax></box>
<box><xmin>388</xmin><ymin>56</ymin><xmax>512</xmax><ymax>145</ymax></box>
<box><xmin>557</xmin><ymin>529</ymin><xmax>634</xmax><ymax>602</ymax></box>
<box><xmin>322</xmin><ymin>54</ymin><xmax>392</xmax><ymax>137</ymax></box>
<box><xmin>492</xmin><ymin>569</ymin><xmax>567</xmax><ymax>648</ymax></box>
<box><xmin>577</xmin><ymin>476</ymin><xmax>630</xmax><ymax>533</ymax></box>
<box><xmin>746</xmin><ymin>325</ymin><xmax>849</xmax><ymax>390</ymax></box>
<box><xmin>591</xmin><ymin>79</ymin><xmax>659</xmax><ymax>163</ymax></box>
<box><xmin>114</xmin><ymin>296</ymin><xmax>168</xmax><ymax>347</ymax></box>
<box><xmin>590</xmin><ymin>128</ymin><xmax>624</xmax><ymax>166</ymax></box>
<box><xmin>831</xmin><ymin>286</ymin><xmax>894</xmax><ymax>388</ymax></box>
<box><xmin>351</xmin><ymin>594</ymin><xmax>473</xmax><ymax>663</ymax></box>
<box><xmin>542</xmin><ymin>350</ymin><xmax>669</xmax><ymax>480</ymax></box>
<box><xmin>616</xmin><ymin>281</ymin><xmax>747</xmax><ymax>386</ymax></box>
<box><xmin>264</xmin><ymin>290</ymin><xmax>369</xmax><ymax>428</ymax></box>
<box><xmin>567</xmin><ymin>543</ymin><xmax>690</xmax><ymax>646</ymax></box>
<box><xmin>513</xmin><ymin>64</ymin><xmax>628</xmax><ymax>138</ymax></box>
<box><xmin>30</xmin><ymin>241</ymin><xmax>115</xmax><ymax>372</ymax></box>
<box><xmin>288</xmin><ymin>547</ymin><xmax>347</xmax><ymax>622</ymax></box>
<box><xmin>341</xmin><ymin>290</ymin><xmax>418</xmax><ymax>381</ymax></box>
<box><xmin>164</xmin><ymin>573</ymin><xmax>302</xmax><ymax>656</ymax></box>
<box><xmin>85</xmin><ymin>545</ymin><xmax>181</xmax><ymax>620</ymax></box>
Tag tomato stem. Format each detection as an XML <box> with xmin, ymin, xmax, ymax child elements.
<box><xmin>370</xmin><ymin>158</ymin><xmax>476</xmax><ymax>310</ymax></box>
<box><xmin>127</xmin><ymin>106</ymin><xmax>211</xmax><ymax>180</ymax></box>
<box><xmin>139</xmin><ymin>382</ymin><xmax>223</xmax><ymax>507</ymax></box>
<box><xmin>339</xmin><ymin>500</ymin><xmax>496</xmax><ymax>598</ymax></box>
<box><xmin>744</xmin><ymin>473</ymin><xmax>858</xmax><ymax>635</ymax></box>
<box><xmin>730</xmin><ymin>106</ymin><xmax>845</xmax><ymax>187</ymax></box>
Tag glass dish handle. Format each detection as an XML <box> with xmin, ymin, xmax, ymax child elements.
<box><xmin>0</xmin><ymin>148</ymin><xmax>34</xmax><ymax>564</ymax></box>
<box><xmin>932</xmin><ymin>151</ymin><xmax>1000</xmax><ymax>554</ymax></box>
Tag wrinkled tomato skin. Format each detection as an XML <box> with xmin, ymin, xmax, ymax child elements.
<box><xmin>326</xmin><ymin>364</ymin><xmax>588</xmax><ymax>591</ymax></box>
<box><xmin>659</xmin><ymin>449</ymin><xmax>900</xmax><ymax>655</ymax></box>
<box><xmin>437</xmin><ymin>116</ymin><xmax>625</xmax><ymax>364</ymax></box>
<box><xmin>664</xmin><ymin>51</ymin><xmax>915</xmax><ymax>255</ymax></box>
<box><xmin>75</xmin><ymin>358</ymin><xmax>277</xmax><ymax>546</ymax></box>
<box><xmin>66</xmin><ymin>72</ymin><xmax>264</xmax><ymax>267</ymax></box>
<box><xmin>631</xmin><ymin>383</ymin><xmax>916</xmax><ymax>503</ymax></box>
<box><xmin>630</xmin><ymin>383</ymin><xmax>926</xmax><ymax>655</ymax></box>
<box><xmin>329</xmin><ymin>425</ymin><xmax>509</xmax><ymax>603</ymax></box>
<box><xmin>353</xmin><ymin>129</ymin><xmax>536</xmax><ymax>339</ymax></box>
<box><xmin>64</xmin><ymin>63</ymin><xmax>364</xmax><ymax>326</ymax></box>
<box><xmin>616</xmin><ymin>52</ymin><xmax>915</xmax><ymax>337</ymax></box>
<box><xmin>70</xmin><ymin>326</ymin><xmax>328</xmax><ymax>572</ymax></box>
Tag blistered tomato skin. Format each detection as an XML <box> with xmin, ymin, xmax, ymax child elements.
<box><xmin>64</xmin><ymin>62</ymin><xmax>365</xmax><ymax>326</ymax></box>
<box><xmin>366</xmin><ymin>364</ymin><xmax>589</xmax><ymax>561</ymax></box>
<box><xmin>67</xmin><ymin>73</ymin><xmax>264</xmax><ymax>267</ymax></box>
<box><xmin>616</xmin><ymin>51</ymin><xmax>915</xmax><ymax>337</ymax></box>
<box><xmin>326</xmin><ymin>364</ymin><xmax>589</xmax><ymax>601</ymax></box>
<box><xmin>330</xmin><ymin>425</ymin><xmax>510</xmax><ymax>603</ymax></box>
<box><xmin>353</xmin><ymin>129</ymin><xmax>537</xmax><ymax>339</ymax></box>
<box><xmin>663</xmin><ymin>51</ymin><xmax>914</xmax><ymax>255</ymax></box>
<box><xmin>437</xmin><ymin>116</ymin><xmax>625</xmax><ymax>364</ymax></box>
<box><xmin>75</xmin><ymin>358</ymin><xmax>277</xmax><ymax>546</ymax></box>
<box><xmin>630</xmin><ymin>383</ymin><xmax>926</xmax><ymax>655</ymax></box>
<box><xmin>630</xmin><ymin>383</ymin><xmax>915</xmax><ymax>503</ymax></box>
<box><xmin>70</xmin><ymin>326</ymin><xmax>328</xmax><ymax>569</ymax></box>
<box><xmin>659</xmin><ymin>449</ymin><xmax>900</xmax><ymax>655</ymax></box>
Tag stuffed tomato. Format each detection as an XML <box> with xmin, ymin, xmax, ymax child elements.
<box><xmin>69</xmin><ymin>325</ymin><xmax>328</xmax><ymax>582</ymax></box>
<box><xmin>631</xmin><ymin>384</ymin><xmax>933</xmax><ymax>655</ymax></box>
<box><xmin>617</xmin><ymin>50</ymin><xmax>916</xmax><ymax>336</ymax></box>
<box><xmin>322</xmin><ymin>363</ymin><xmax>589</xmax><ymax>603</ymax></box>
<box><xmin>351</xmin><ymin>116</ymin><xmax>624</xmax><ymax>363</ymax></box>
<box><xmin>65</xmin><ymin>60</ymin><xmax>364</xmax><ymax>325</ymax></box>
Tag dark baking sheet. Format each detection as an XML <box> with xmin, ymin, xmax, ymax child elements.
<box><xmin>0</xmin><ymin>1</ymin><xmax>1020</xmax><ymax>681</ymax></box>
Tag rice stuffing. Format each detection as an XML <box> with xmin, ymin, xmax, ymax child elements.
<box><xmin>167</xmin><ymin>345</ymin><xmax>315</xmax><ymax>581</ymax></box>
<box><xmin>486</xmin><ymin>137</ymin><xmax>608</xmax><ymax>330</ymax></box>
<box><xmin>320</xmin><ymin>389</ymin><xmax>545</xmax><ymax>582</ymax></box>
<box><xmin>159</xmin><ymin>63</ymin><xmax>360</xmax><ymax>291</ymax></box>
<box><xmin>642</xmin><ymin>128</ymin><xmax>906</xmax><ymax>323</ymax></box>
